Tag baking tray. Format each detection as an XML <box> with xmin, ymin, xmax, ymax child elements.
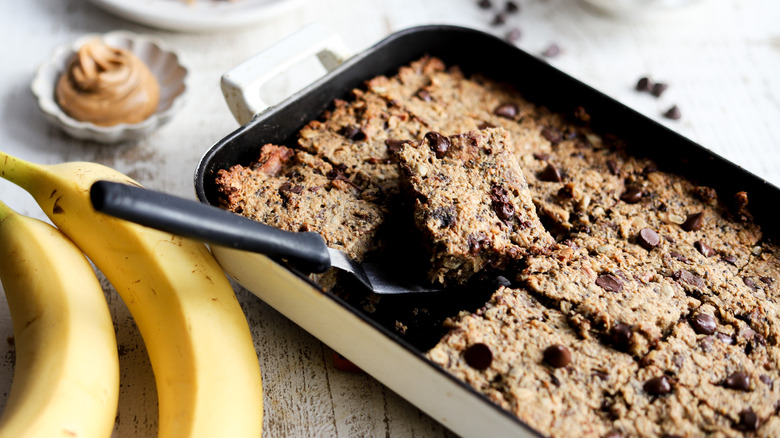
<box><xmin>194</xmin><ymin>24</ymin><xmax>779</xmax><ymax>438</ymax></box>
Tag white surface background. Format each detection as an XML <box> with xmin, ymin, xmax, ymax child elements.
<box><xmin>0</xmin><ymin>0</ymin><xmax>778</xmax><ymax>436</ymax></box>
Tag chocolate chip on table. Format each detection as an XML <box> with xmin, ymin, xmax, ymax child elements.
<box><xmin>694</xmin><ymin>240</ymin><xmax>717</xmax><ymax>257</ymax></box>
<box><xmin>492</xmin><ymin>12</ymin><xmax>506</xmax><ymax>26</ymax></box>
<box><xmin>724</xmin><ymin>372</ymin><xmax>751</xmax><ymax>391</ymax></box>
<box><xmin>477</xmin><ymin>0</ymin><xmax>492</xmax><ymax>9</ymax></box>
<box><xmin>690</xmin><ymin>313</ymin><xmax>717</xmax><ymax>335</ymax></box>
<box><xmin>635</xmin><ymin>76</ymin><xmax>652</xmax><ymax>92</ymax></box>
<box><xmin>637</xmin><ymin>228</ymin><xmax>661</xmax><ymax>250</ymax></box>
<box><xmin>663</xmin><ymin>105</ymin><xmax>682</xmax><ymax>120</ymax></box>
<box><xmin>596</xmin><ymin>274</ymin><xmax>623</xmax><ymax>292</ymax></box>
<box><xmin>425</xmin><ymin>131</ymin><xmax>451</xmax><ymax>158</ymax></box>
<box><xmin>539</xmin><ymin>163</ymin><xmax>563</xmax><ymax>182</ymax></box>
<box><xmin>542</xmin><ymin>44</ymin><xmax>560</xmax><ymax>58</ymax></box>
<box><xmin>494</xmin><ymin>103</ymin><xmax>518</xmax><ymax>119</ymax></box>
<box><xmin>339</xmin><ymin>125</ymin><xmax>366</xmax><ymax>141</ymax></box>
<box><xmin>506</xmin><ymin>27</ymin><xmax>521</xmax><ymax>42</ymax></box>
<box><xmin>736</xmin><ymin>408</ymin><xmax>760</xmax><ymax>431</ymax></box>
<box><xmin>543</xmin><ymin>344</ymin><xmax>572</xmax><ymax>368</ymax></box>
<box><xmin>609</xmin><ymin>323</ymin><xmax>632</xmax><ymax>350</ymax></box>
<box><xmin>620</xmin><ymin>188</ymin><xmax>643</xmax><ymax>203</ymax></box>
<box><xmin>681</xmin><ymin>212</ymin><xmax>704</xmax><ymax>231</ymax></box>
<box><xmin>505</xmin><ymin>1</ymin><xmax>519</xmax><ymax>13</ymax></box>
<box><xmin>651</xmin><ymin>82</ymin><xmax>669</xmax><ymax>97</ymax></box>
<box><xmin>643</xmin><ymin>376</ymin><xmax>673</xmax><ymax>396</ymax></box>
<box><xmin>464</xmin><ymin>343</ymin><xmax>493</xmax><ymax>370</ymax></box>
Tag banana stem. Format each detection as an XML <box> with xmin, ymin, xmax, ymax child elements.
<box><xmin>0</xmin><ymin>150</ymin><xmax>38</xmax><ymax>189</ymax></box>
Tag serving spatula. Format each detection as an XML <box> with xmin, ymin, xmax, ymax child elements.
<box><xmin>89</xmin><ymin>181</ymin><xmax>441</xmax><ymax>294</ymax></box>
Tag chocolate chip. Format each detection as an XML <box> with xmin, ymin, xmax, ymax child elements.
<box><xmin>669</xmin><ymin>252</ymin><xmax>689</xmax><ymax>263</ymax></box>
<box><xmin>736</xmin><ymin>408</ymin><xmax>759</xmax><ymax>431</ymax></box>
<box><xmin>674</xmin><ymin>269</ymin><xmax>704</xmax><ymax>288</ymax></box>
<box><xmin>533</xmin><ymin>152</ymin><xmax>550</xmax><ymax>161</ymax></box>
<box><xmin>493</xmin><ymin>275</ymin><xmax>512</xmax><ymax>287</ymax></box>
<box><xmin>506</xmin><ymin>27</ymin><xmax>521</xmax><ymax>42</ymax></box>
<box><xmin>694</xmin><ymin>240</ymin><xmax>717</xmax><ymax>257</ymax></box>
<box><xmin>651</xmin><ymin>82</ymin><xmax>669</xmax><ymax>97</ymax></box>
<box><xmin>495</xmin><ymin>202</ymin><xmax>515</xmax><ymax>221</ymax></box>
<box><xmin>464</xmin><ymin>343</ymin><xmax>493</xmax><ymax>370</ymax></box>
<box><xmin>492</xmin><ymin>12</ymin><xmax>506</xmax><ymax>26</ymax></box>
<box><xmin>760</xmin><ymin>374</ymin><xmax>773</xmax><ymax>386</ymax></box>
<box><xmin>725</xmin><ymin>372</ymin><xmax>751</xmax><ymax>391</ymax></box>
<box><xmin>385</xmin><ymin>138</ymin><xmax>406</xmax><ymax>153</ymax></box>
<box><xmin>643</xmin><ymin>376</ymin><xmax>673</xmax><ymax>396</ymax></box>
<box><xmin>716</xmin><ymin>332</ymin><xmax>734</xmax><ymax>345</ymax></box>
<box><xmin>637</xmin><ymin>228</ymin><xmax>661</xmax><ymax>250</ymax></box>
<box><xmin>620</xmin><ymin>188</ymin><xmax>643</xmax><ymax>203</ymax></box>
<box><xmin>339</xmin><ymin>125</ymin><xmax>365</xmax><ymax>141</ymax></box>
<box><xmin>542</xmin><ymin>43</ymin><xmax>560</xmax><ymax>58</ymax></box>
<box><xmin>722</xmin><ymin>254</ymin><xmax>738</xmax><ymax>265</ymax></box>
<box><xmin>690</xmin><ymin>313</ymin><xmax>717</xmax><ymax>335</ymax></box>
<box><xmin>431</xmin><ymin>206</ymin><xmax>456</xmax><ymax>228</ymax></box>
<box><xmin>760</xmin><ymin>276</ymin><xmax>774</xmax><ymax>285</ymax></box>
<box><xmin>596</xmin><ymin>274</ymin><xmax>623</xmax><ymax>292</ymax></box>
<box><xmin>416</xmin><ymin>89</ymin><xmax>432</xmax><ymax>102</ymax></box>
<box><xmin>543</xmin><ymin>344</ymin><xmax>571</xmax><ymax>368</ymax></box>
<box><xmin>607</xmin><ymin>160</ymin><xmax>620</xmax><ymax>176</ymax></box>
<box><xmin>425</xmin><ymin>131</ymin><xmax>451</xmax><ymax>158</ymax></box>
<box><xmin>505</xmin><ymin>1</ymin><xmax>519</xmax><ymax>13</ymax></box>
<box><xmin>539</xmin><ymin>163</ymin><xmax>563</xmax><ymax>182</ymax></box>
<box><xmin>541</xmin><ymin>127</ymin><xmax>563</xmax><ymax>145</ymax></box>
<box><xmin>635</xmin><ymin>77</ymin><xmax>652</xmax><ymax>92</ymax></box>
<box><xmin>743</xmin><ymin>276</ymin><xmax>759</xmax><ymax>291</ymax></box>
<box><xmin>663</xmin><ymin>105</ymin><xmax>681</xmax><ymax>120</ymax></box>
<box><xmin>494</xmin><ymin>103</ymin><xmax>518</xmax><ymax>119</ymax></box>
<box><xmin>477</xmin><ymin>121</ymin><xmax>496</xmax><ymax>130</ymax></box>
<box><xmin>477</xmin><ymin>0</ymin><xmax>491</xmax><ymax>8</ymax></box>
<box><xmin>609</xmin><ymin>323</ymin><xmax>632</xmax><ymax>350</ymax></box>
<box><xmin>681</xmin><ymin>212</ymin><xmax>704</xmax><ymax>231</ymax></box>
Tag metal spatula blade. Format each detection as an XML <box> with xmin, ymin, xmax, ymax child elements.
<box><xmin>90</xmin><ymin>181</ymin><xmax>442</xmax><ymax>294</ymax></box>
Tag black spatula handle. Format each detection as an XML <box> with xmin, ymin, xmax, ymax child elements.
<box><xmin>89</xmin><ymin>180</ymin><xmax>331</xmax><ymax>273</ymax></box>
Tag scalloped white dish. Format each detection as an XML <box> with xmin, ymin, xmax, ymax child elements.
<box><xmin>31</xmin><ymin>31</ymin><xmax>188</xmax><ymax>144</ymax></box>
<box><xmin>88</xmin><ymin>0</ymin><xmax>308</xmax><ymax>33</ymax></box>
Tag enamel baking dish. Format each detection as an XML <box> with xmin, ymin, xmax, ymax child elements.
<box><xmin>194</xmin><ymin>24</ymin><xmax>778</xmax><ymax>438</ymax></box>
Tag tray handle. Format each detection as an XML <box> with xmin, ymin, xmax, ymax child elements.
<box><xmin>221</xmin><ymin>23</ymin><xmax>352</xmax><ymax>125</ymax></box>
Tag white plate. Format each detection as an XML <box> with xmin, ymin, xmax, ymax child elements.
<box><xmin>88</xmin><ymin>0</ymin><xmax>308</xmax><ymax>33</ymax></box>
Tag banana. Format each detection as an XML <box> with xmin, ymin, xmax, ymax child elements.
<box><xmin>0</xmin><ymin>200</ymin><xmax>119</xmax><ymax>438</ymax></box>
<box><xmin>0</xmin><ymin>151</ymin><xmax>263</xmax><ymax>438</ymax></box>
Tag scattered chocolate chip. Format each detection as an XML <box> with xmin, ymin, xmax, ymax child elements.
<box><xmin>760</xmin><ymin>276</ymin><xmax>774</xmax><ymax>285</ymax></box>
<box><xmin>425</xmin><ymin>131</ymin><xmax>451</xmax><ymax>158</ymax></box>
<box><xmin>743</xmin><ymin>276</ymin><xmax>759</xmax><ymax>291</ymax></box>
<box><xmin>620</xmin><ymin>188</ymin><xmax>643</xmax><ymax>203</ymax></box>
<box><xmin>339</xmin><ymin>125</ymin><xmax>366</xmax><ymax>141</ymax></box>
<box><xmin>494</xmin><ymin>103</ymin><xmax>518</xmax><ymax>119</ymax></box>
<box><xmin>492</xmin><ymin>12</ymin><xmax>506</xmax><ymax>25</ymax></box>
<box><xmin>635</xmin><ymin>76</ymin><xmax>652</xmax><ymax>92</ymax></box>
<box><xmin>505</xmin><ymin>1</ymin><xmax>519</xmax><ymax>13</ymax></box>
<box><xmin>716</xmin><ymin>332</ymin><xmax>734</xmax><ymax>345</ymax></box>
<box><xmin>385</xmin><ymin>138</ymin><xmax>406</xmax><ymax>153</ymax></box>
<box><xmin>722</xmin><ymin>254</ymin><xmax>738</xmax><ymax>265</ymax></box>
<box><xmin>416</xmin><ymin>89</ymin><xmax>433</xmax><ymax>102</ymax></box>
<box><xmin>542</xmin><ymin>44</ymin><xmax>560</xmax><ymax>58</ymax></box>
<box><xmin>539</xmin><ymin>163</ymin><xmax>563</xmax><ymax>182</ymax></box>
<box><xmin>543</xmin><ymin>344</ymin><xmax>572</xmax><ymax>368</ymax></box>
<box><xmin>606</xmin><ymin>160</ymin><xmax>620</xmax><ymax>176</ymax></box>
<box><xmin>541</xmin><ymin>127</ymin><xmax>563</xmax><ymax>145</ymax></box>
<box><xmin>643</xmin><ymin>376</ymin><xmax>673</xmax><ymax>396</ymax></box>
<box><xmin>637</xmin><ymin>228</ymin><xmax>661</xmax><ymax>250</ymax></box>
<box><xmin>663</xmin><ymin>105</ymin><xmax>682</xmax><ymax>120</ymax></box>
<box><xmin>477</xmin><ymin>0</ymin><xmax>491</xmax><ymax>9</ymax></box>
<box><xmin>596</xmin><ymin>274</ymin><xmax>623</xmax><ymax>292</ymax></box>
<box><xmin>464</xmin><ymin>343</ymin><xmax>493</xmax><ymax>370</ymax></box>
<box><xmin>690</xmin><ymin>313</ymin><xmax>717</xmax><ymax>335</ymax></box>
<box><xmin>609</xmin><ymin>323</ymin><xmax>632</xmax><ymax>350</ymax></box>
<box><xmin>651</xmin><ymin>82</ymin><xmax>669</xmax><ymax>97</ymax></box>
<box><xmin>681</xmin><ymin>212</ymin><xmax>704</xmax><ymax>231</ymax></box>
<box><xmin>736</xmin><ymin>408</ymin><xmax>759</xmax><ymax>431</ymax></box>
<box><xmin>506</xmin><ymin>27</ymin><xmax>522</xmax><ymax>42</ymax></box>
<box><xmin>694</xmin><ymin>240</ymin><xmax>717</xmax><ymax>257</ymax></box>
<box><xmin>724</xmin><ymin>372</ymin><xmax>751</xmax><ymax>391</ymax></box>
<box><xmin>760</xmin><ymin>374</ymin><xmax>773</xmax><ymax>386</ymax></box>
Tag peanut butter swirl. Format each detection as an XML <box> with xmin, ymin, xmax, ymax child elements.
<box><xmin>56</xmin><ymin>39</ymin><xmax>160</xmax><ymax>126</ymax></box>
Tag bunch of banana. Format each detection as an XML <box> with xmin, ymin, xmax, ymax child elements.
<box><xmin>0</xmin><ymin>200</ymin><xmax>119</xmax><ymax>438</ymax></box>
<box><xmin>0</xmin><ymin>151</ymin><xmax>263</xmax><ymax>438</ymax></box>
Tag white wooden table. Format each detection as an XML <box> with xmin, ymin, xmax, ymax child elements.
<box><xmin>1</xmin><ymin>0</ymin><xmax>778</xmax><ymax>436</ymax></box>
